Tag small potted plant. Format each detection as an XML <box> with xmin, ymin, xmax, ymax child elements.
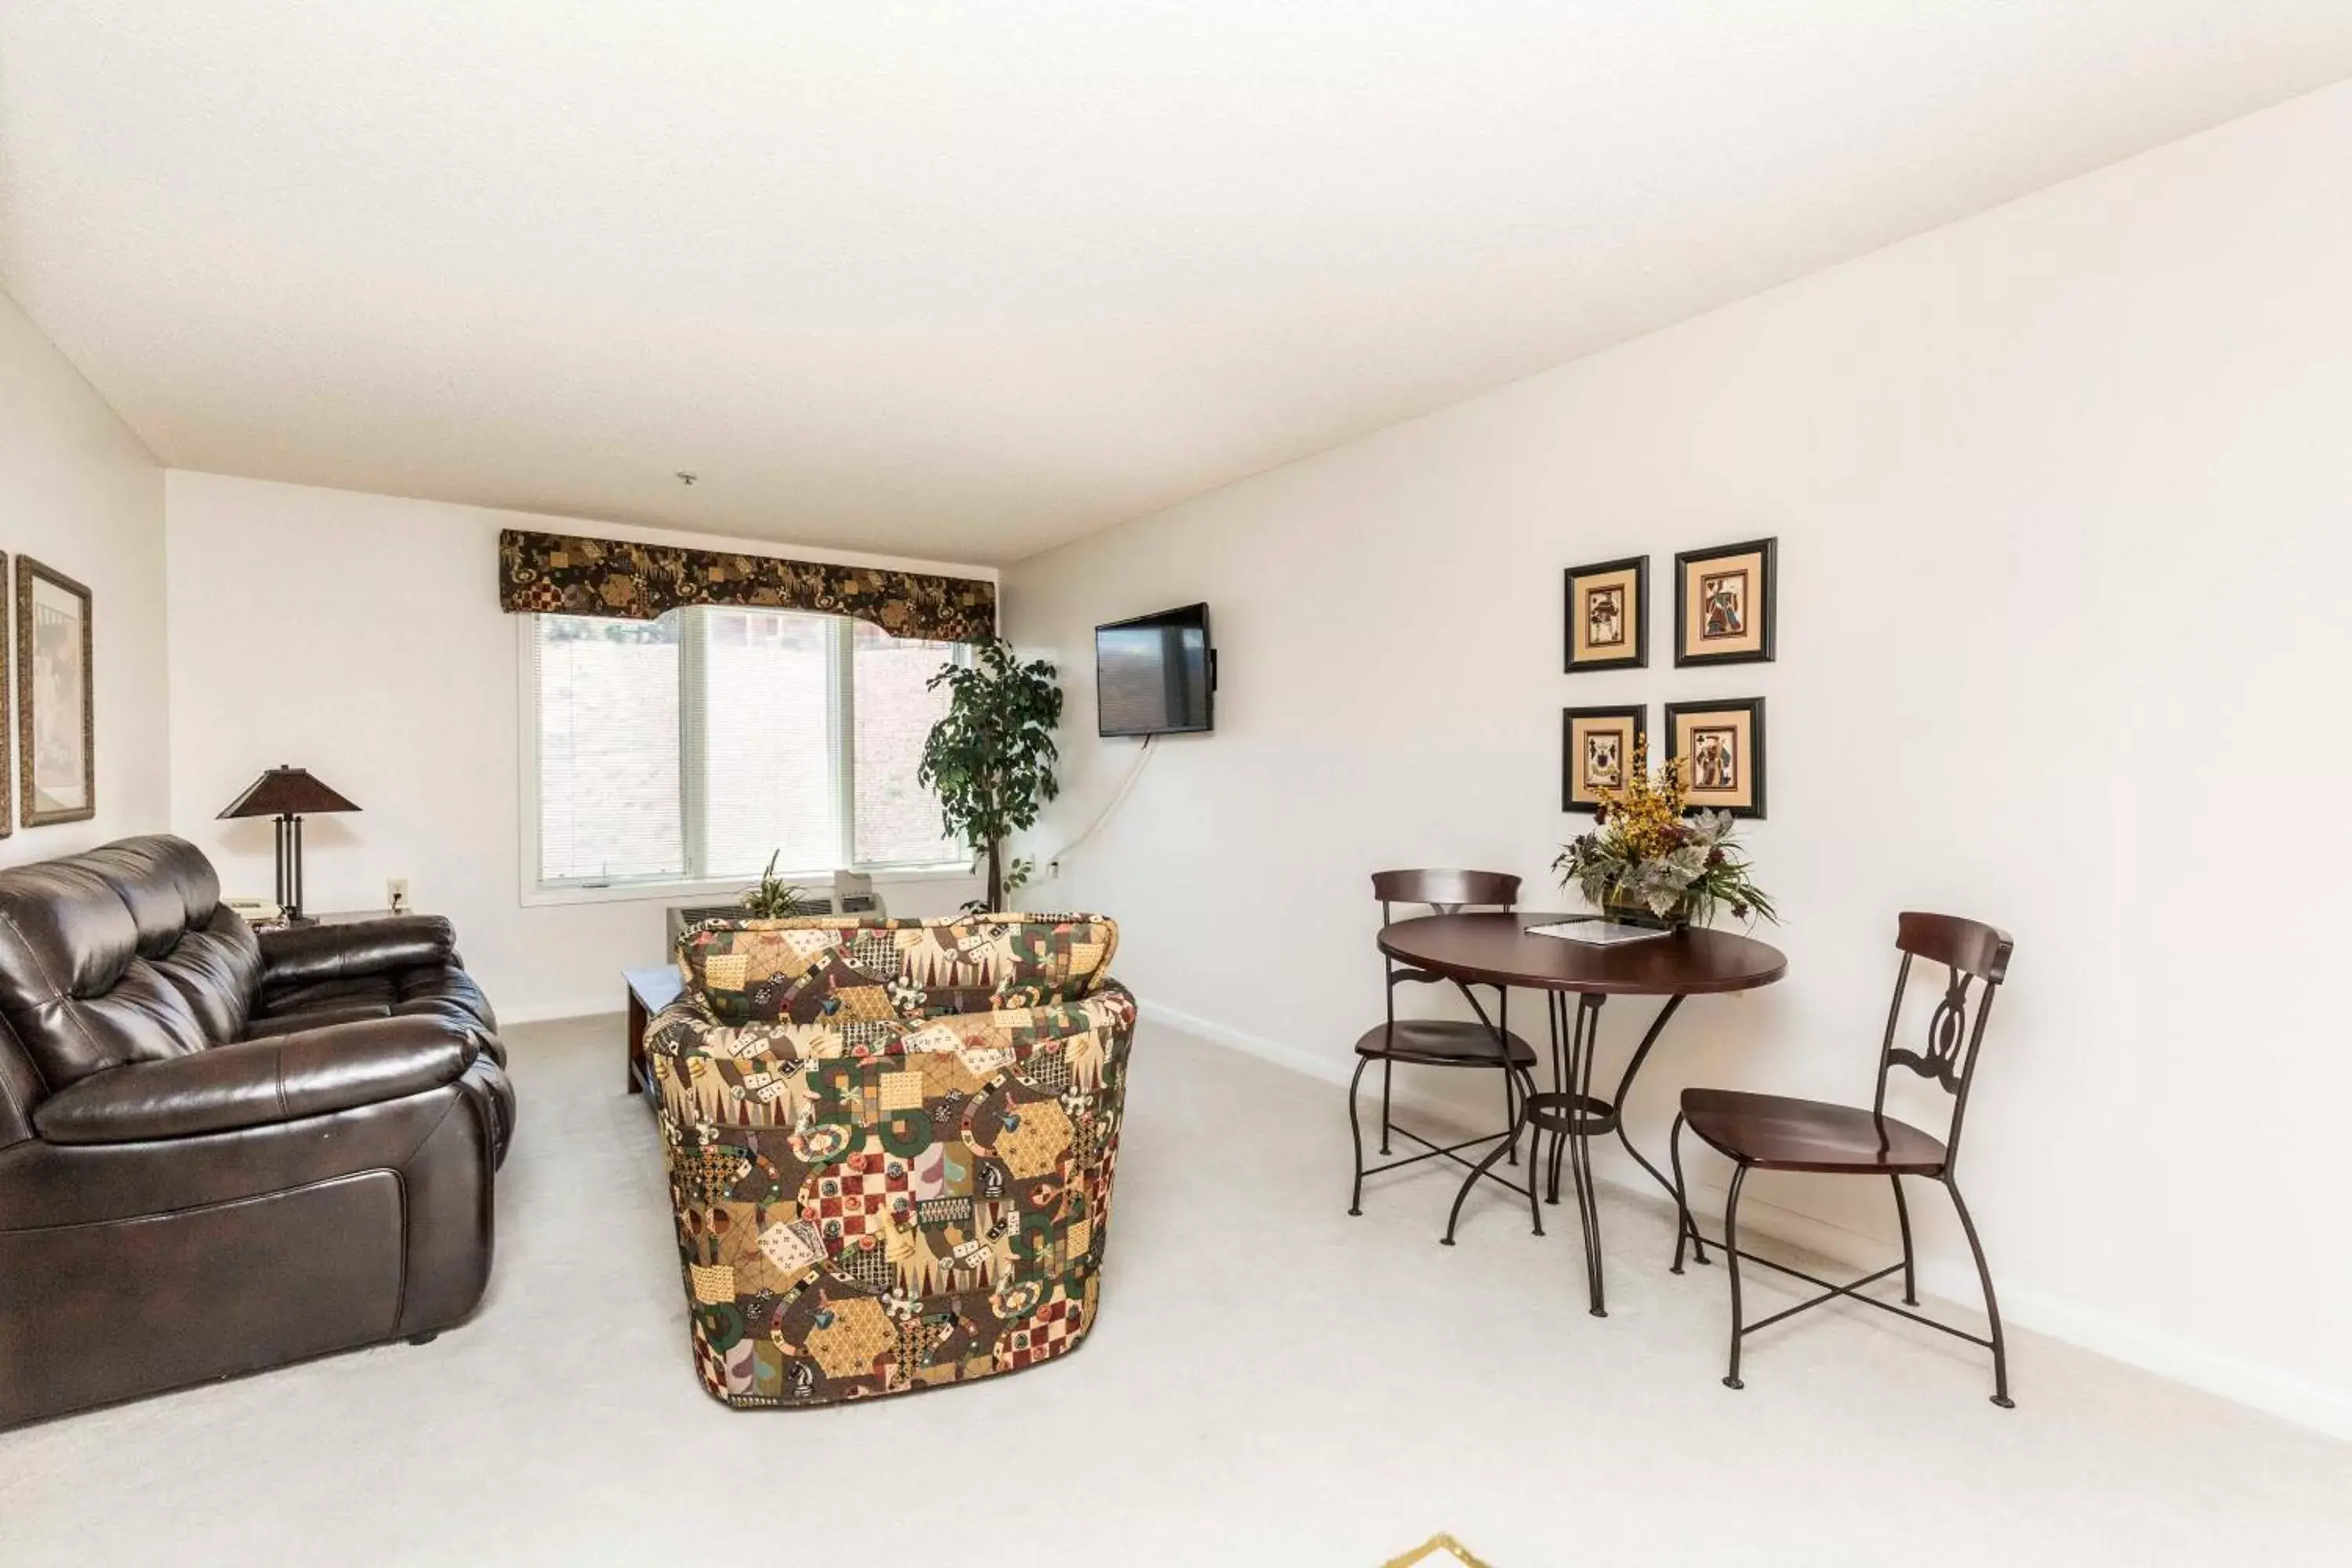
<box><xmin>740</xmin><ymin>850</ymin><xmax>811</xmax><ymax>918</ymax></box>
<box><xmin>1554</xmin><ymin>743</ymin><xmax>1776</xmax><ymax>930</ymax></box>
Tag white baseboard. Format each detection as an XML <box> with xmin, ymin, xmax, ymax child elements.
<box><xmin>498</xmin><ymin>1000</ymin><xmax>623</xmax><ymax>1028</ymax></box>
<box><xmin>1136</xmin><ymin>993</ymin><xmax>2352</xmax><ymax>1443</ymax></box>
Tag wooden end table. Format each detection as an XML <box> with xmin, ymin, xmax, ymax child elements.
<box><xmin>623</xmin><ymin>965</ymin><xmax>682</xmax><ymax>1105</ymax></box>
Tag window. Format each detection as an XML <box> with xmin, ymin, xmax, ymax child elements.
<box><xmin>529</xmin><ymin>607</ymin><xmax>967</xmax><ymax>891</ymax></box>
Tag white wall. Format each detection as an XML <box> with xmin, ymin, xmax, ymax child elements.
<box><xmin>0</xmin><ymin>292</ymin><xmax>170</xmax><ymax>862</ymax></box>
<box><xmin>1007</xmin><ymin>82</ymin><xmax>2352</xmax><ymax>1436</ymax></box>
<box><xmin>165</xmin><ymin>473</ymin><xmax>987</xmax><ymax>1022</ymax></box>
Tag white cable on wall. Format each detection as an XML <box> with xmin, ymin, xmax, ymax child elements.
<box><xmin>1044</xmin><ymin>735</ymin><xmax>1157</xmax><ymax>877</ymax></box>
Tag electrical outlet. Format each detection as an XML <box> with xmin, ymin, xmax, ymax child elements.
<box><xmin>387</xmin><ymin>877</ymin><xmax>411</xmax><ymax>913</ymax></box>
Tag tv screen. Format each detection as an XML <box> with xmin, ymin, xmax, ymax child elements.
<box><xmin>1096</xmin><ymin>604</ymin><xmax>1214</xmax><ymax>737</ymax></box>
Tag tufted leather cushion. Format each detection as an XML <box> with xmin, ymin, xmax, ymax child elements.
<box><xmin>0</xmin><ymin>844</ymin><xmax>224</xmax><ymax>1091</ymax></box>
<box><xmin>79</xmin><ymin>837</ymin><xmax>224</xmax><ymax>959</ymax></box>
<box><xmin>149</xmin><ymin>906</ymin><xmax>262</xmax><ymax>1042</ymax></box>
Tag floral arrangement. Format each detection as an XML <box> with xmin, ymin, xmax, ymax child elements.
<box><xmin>1553</xmin><ymin>743</ymin><xmax>1777</xmax><ymax>927</ymax></box>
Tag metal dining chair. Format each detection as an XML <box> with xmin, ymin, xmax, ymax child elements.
<box><xmin>1348</xmin><ymin>869</ymin><xmax>1541</xmax><ymax>1225</ymax></box>
<box><xmin>1669</xmin><ymin>912</ymin><xmax>2016</xmax><ymax>1405</ymax></box>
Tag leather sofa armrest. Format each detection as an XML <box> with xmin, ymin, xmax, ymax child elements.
<box><xmin>31</xmin><ymin>1016</ymin><xmax>479</xmax><ymax>1145</ymax></box>
<box><xmin>260</xmin><ymin>915</ymin><xmax>458</xmax><ymax>991</ymax></box>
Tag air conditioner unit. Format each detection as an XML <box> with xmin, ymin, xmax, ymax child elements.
<box><xmin>664</xmin><ymin>872</ymin><xmax>888</xmax><ymax>958</ymax></box>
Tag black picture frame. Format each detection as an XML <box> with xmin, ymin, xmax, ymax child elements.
<box><xmin>1664</xmin><ymin>697</ymin><xmax>1766</xmax><ymax>819</ymax></box>
<box><xmin>1562</xmin><ymin>704</ymin><xmax>1646</xmax><ymax>813</ymax></box>
<box><xmin>16</xmin><ymin>556</ymin><xmax>94</xmax><ymax>829</ymax></box>
<box><xmin>1673</xmin><ymin>537</ymin><xmax>1776</xmax><ymax>668</ymax></box>
<box><xmin>1563</xmin><ymin>554</ymin><xmax>1648</xmax><ymax>673</ymax></box>
<box><xmin>0</xmin><ymin>550</ymin><xmax>10</xmax><ymax>838</ymax></box>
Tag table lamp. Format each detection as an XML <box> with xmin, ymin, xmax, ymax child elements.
<box><xmin>217</xmin><ymin>766</ymin><xmax>361</xmax><ymax>925</ymax></box>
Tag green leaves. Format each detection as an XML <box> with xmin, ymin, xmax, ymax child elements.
<box><xmin>920</xmin><ymin>637</ymin><xmax>1063</xmax><ymax>910</ymax></box>
<box><xmin>740</xmin><ymin>849</ymin><xmax>811</xmax><ymax>918</ymax></box>
<box><xmin>1554</xmin><ymin>807</ymin><xmax>1777</xmax><ymax>928</ymax></box>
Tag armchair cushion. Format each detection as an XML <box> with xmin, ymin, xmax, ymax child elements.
<box><xmin>31</xmin><ymin>1015</ymin><xmax>479</xmax><ymax>1145</ymax></box>
<box><xmin>677</xmin><ymin>913</ymin><xmax>1119</xmax><ymax>1027</ymax></box>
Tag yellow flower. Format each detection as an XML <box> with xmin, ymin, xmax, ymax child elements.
<box><xmin>1592</xmin><ymin>741</ymin><xmax>1690</xmax><ymax>860</ymax></box>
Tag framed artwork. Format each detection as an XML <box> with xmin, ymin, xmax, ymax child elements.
<box><xmin>1563</xmin><ymin>705</ymin><xmax>1646</xmax><ymax>812</ymax></box>
<box><xmin>1563</xmin><ymin>555</ymin><xmax>1647</xmax><ymax>673</ymax></box>
<box><xmin>17</xmin><ymin>557</ymin><xmax>94</xmax><ymax>828</ymax></box>
<box><xmin>1664</xmin><ymin>698</ymin><xmax>1765</xmax><ymax>819</ymax></box>
<box><xmin>0</xmin><ymin>551</ymin><xmax>10</xmax><ymax>837</ymax></box>
<box><xmin>1674</xmin><ymin>537</ymin><xmax>1776</xmax><ymax>667</ymax></box>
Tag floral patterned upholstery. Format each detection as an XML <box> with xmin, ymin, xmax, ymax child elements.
<box><xmin>647</xmin><ymin>914</ymin><xmax>1135</xmax><ymax>1407</ymax></box>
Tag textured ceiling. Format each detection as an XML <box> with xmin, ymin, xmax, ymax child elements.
<box><xmin>4</xmin><ymin>4</ymin><xmax>2350</xmax><ymax>564</ymax></box>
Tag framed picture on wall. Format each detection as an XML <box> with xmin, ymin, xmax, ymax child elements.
<box><xmin>1664</xmin><ymin>698</ymin><xmax>1765</xmax><ymax>818</ymax></box>
<box><xmin>1674</xmin><ymin>537</ymin><xmax>1776</xmax><ymax>667</ymax></box>
<box><xmin>1563</xmin><ymin>555</ymin><xmax>1647</xmax><ymax>673</ymax></box>
<box><xmin>0</xmin><ymin>550</ymin><xmax>11</xmax><ymax>838</ymax></box>
<box><xmin>17</xmin><ymin>557</ymin><xmax>94</xmax><ymax>828</ymax></box>
<box><xmin>1563</xmin><ymin>705</ymin><xmax>1646</xmax><ymax>812</ymax></box>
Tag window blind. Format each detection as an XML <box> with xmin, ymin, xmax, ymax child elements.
<box><xmin>532</xmin><ymin>607</ymin><xmax>968</xmax><ymax>888</ymax></box>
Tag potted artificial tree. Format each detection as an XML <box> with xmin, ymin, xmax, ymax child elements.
<box><xmin>920</xmin><ymin>637</ymin><xmax>1063</xmax><ymax>912</ymax></box>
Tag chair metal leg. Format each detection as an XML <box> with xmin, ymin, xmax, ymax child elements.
<box><xmin>1945</xmin><ymin>1176</ymin><xmax>2013</xmax><ymax>1408</ymax></box>
<box><xmin>1442</xmin><ymin>1093</ymin><xmax>1534</xmax><ymax>1246</ymax></box>
<box><xmin>1378</xmin><ymin>1058</ymin><xmax>1393</xmax><ymax>1156</ymax></box>
<box><xmin>1891</xmin><ymin>1174</ymin><xmax>1918</xmax><ymax>1306</ymax></box>
<box><xmin>1498</xmin><ymin>986</ymin><xmax>1514</xmax><ymax>1171</ymax></box>
<box><xmin>1346</xmin><ymin>1057</ymin><xmax>1371</xmax><ymax>1217</ymax></box>
<box><xmin>1722</xmin><ymin>1163</ymin><xmax>1751</xmax><ymax>1389</ymax></box>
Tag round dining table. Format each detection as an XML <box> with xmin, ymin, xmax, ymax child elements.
<box><xmin>1377</xmin><ymin>911</ymin><xmax>1787</xmax><ymax>1317</ymax></box>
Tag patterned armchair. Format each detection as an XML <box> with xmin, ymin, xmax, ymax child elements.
<box><xmin>645</xmin><ymin>913</ymin><xmax>1136</xmax><ymax>1408</ymax></box>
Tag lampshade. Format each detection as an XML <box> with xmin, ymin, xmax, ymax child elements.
<box><xmin>217</xmin><ymin>767</ymin><xmax>361</xmax><ymax>819</ymax></box>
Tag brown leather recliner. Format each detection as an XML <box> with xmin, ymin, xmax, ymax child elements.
<box><xmin>0</xmin><ymin>834</ymin><xmax>514</xmax><ymax>1428</ymax></box>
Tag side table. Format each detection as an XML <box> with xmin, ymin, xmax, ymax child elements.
<box><xmin>623</xmin><ymin>965</ymin><xmax>682</xmax><ymax>1105</ymax></box>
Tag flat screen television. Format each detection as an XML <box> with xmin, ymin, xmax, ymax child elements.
<box><xmin>1095</xmin><ymin>603</ymin><xmax>1214</xmax><ymax>737</ymax></box>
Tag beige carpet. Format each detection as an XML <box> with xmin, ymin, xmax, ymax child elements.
<box><xmin>2</xmin><ymin>1013</ymin><xmax>2344</xmax><ymax>1565</ymax></box>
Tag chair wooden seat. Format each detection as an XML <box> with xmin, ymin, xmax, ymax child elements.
<box><xmin>1681</xmin><ymin>1088</ymin><xmax>1947</xmax><ymax>1175</ymax></box>
<box><xmin>1354</xmin><ymin>1018</ymin><xmax>1537</xmax><ymax>1069</ymax></box>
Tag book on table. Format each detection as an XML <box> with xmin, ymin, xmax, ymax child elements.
<box><xmin>1523</xmin><ymin>918</ymin><xmax>1670</xmax><ymax>946</ymax></box>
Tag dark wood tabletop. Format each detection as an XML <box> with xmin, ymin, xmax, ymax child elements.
<box><xmin>1377</xmin><ymin>911</ymin><xmax>1787</xmax><ymax>996</ymax></box>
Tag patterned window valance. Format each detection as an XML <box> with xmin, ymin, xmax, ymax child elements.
<box><xmin>497</xmin><ymin>528</ymin><xmax>996</xmax><ymax>643</ymax></box>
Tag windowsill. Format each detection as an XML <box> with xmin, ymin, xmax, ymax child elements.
<box><xmin>519</xmin><ymin>864</ymin><xmax>979</xmax><ymax>909</ymax></box>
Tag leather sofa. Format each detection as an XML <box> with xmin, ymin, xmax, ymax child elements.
<box><xmin>648</xmin><ymin>913</ymin><xmax>1133</xmax><ymax>1407</ymax></box>
<box><xmin>0</xmin><ymin>835</ymin><xmax>514</xmax><ymax>1428</ymax></box>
